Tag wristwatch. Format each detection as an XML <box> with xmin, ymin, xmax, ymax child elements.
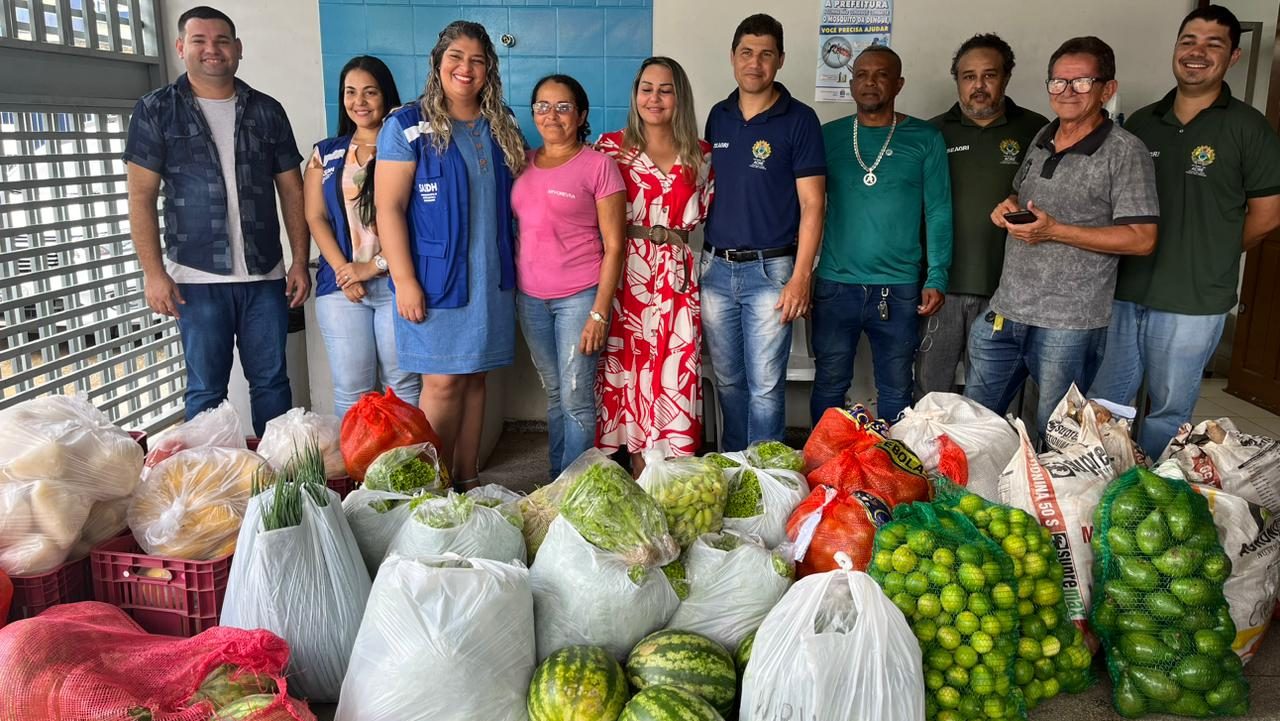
<box><xmin>373</xmin><ymin>253</ymin><xmax>388</xmax><ymax>273</ymax></box>
<box><xmin>589</xmin><ymin>310</ymin><xmax>607</xmax><ymax>324</ymax></box>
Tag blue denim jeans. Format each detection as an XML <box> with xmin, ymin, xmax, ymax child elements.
<box><xmin>315</xmin><ymin>277</ymin><xmax>422</xmax><ymax>418</ymax></box>
<box><xmin>964</xmin><ymin>313</ymin><xmax>1107</xmax><ymax>436</ymax></box>
<box><xmin>810</xmin><ymin>279</ymin><xmax>921</xmax><ymax>424</ymax></box>
<box><xmin>176</xmin><ymin>280</ymin><xmax>291</xmax><ymax>436</ymax></box>
<box><xmin>1091</xmin><ymin>300</ymin><xmax>1227</xmax><ymax>458</ymax></box>
<box><xmin>517</xmin><ymin>287</ymin><xmax>600</xmax><ymax>478</ymax></box>
<box><xmin>700</xmin><ymin>251</ymin><xmax>795</xmax><ymax>452</ymax></box>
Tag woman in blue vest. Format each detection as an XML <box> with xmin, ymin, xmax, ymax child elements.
<box><xmin>375</xmin><ymin>21</ymin><xmax>527</xmax><ymax>489</ymax></box>
<box><xmin>304</xmin><ymin>55</ymin><xmax>421</xmax><ymax>418</ymax></box>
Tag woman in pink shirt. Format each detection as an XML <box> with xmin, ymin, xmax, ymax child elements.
<box><xmin>512</xmin><ymin>74</ymin><xmax>626</xmax><ymax>478</ymax></box>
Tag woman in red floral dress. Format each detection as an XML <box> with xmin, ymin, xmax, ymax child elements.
<box><xmin>595</xmin><ymin>56</ymin><xmax>714</xmax><ymax>475</ymax></box>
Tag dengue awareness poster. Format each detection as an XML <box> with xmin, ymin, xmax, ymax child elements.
<box><xmin>815</xmin><ymin>0</ymin><xmax>894</xmax><ymax>103</ymax></box>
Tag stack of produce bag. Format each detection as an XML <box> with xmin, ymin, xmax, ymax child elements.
<box><xmin>340</xmin><ymin>389</ymin><xmax>443</xmax><ymax>482</ymax></box>
<box><xmin>741</xmin><ymin>557</ymin><xmax>924</xmax><ymax>721</ymax></box>
<box><xmin>636</xmin><ymin>451</ymin><xmax>728</xmax><ymax>548</ymax></box>
<box><xmin>143</xmin><ymin>400</ymin><xmax>246</xmax><ymax>471</ymax></box>
<box><xmin>529</xmin><ymin>449</ymin><xmax>680</xmax><ymax>660</ymax></box>
<box><xmin>336</xmin><ymin>554</ymin><xmax>535</xmax><ymax>721</ymax></box>
<box><xmin>804</xmin><ymin>406</ymin><xmax>932</xmax><ymax>507</ymax></box>
<box><xmin>220</xmin><ymin>447</ymin><xmax>372</xmax><ymax>702</ymax></box>
<box><xmin>889</xmin><ymin>392</ymin><xmax>1019</xmax><ymax>499</ymax></box>
<box><xmin>257</xmin><ymin>408</ymin><xmax>346</xmax><ymax>479</ymax></box>
<box><xmin>1091</xmin><ymin>467</ymin><xmax>1250</xmax><ymax>717</ymax></box>
<box><xmin>387</xmin><ymin>485</ymin><xmax>526</xmax><ymax>564</ymax></box>
<box><xmin>0</xmin><ymin>395</ymin><xmax>143</xmax><ymax>575</ymax></box>
<box><xmin>933</xmin><ymin>478</ymin><xmax>1094</xmax><ymax>707</ymax></box>
<box><xmin>1000</xmin><ymin>397</ymin><xmax>1116</xmax><ymax>646</ymax></box>
<box><xmin>1160</xmin><ymin>418</ymin><xmax>1280</xmax><ymax>512</ymax></box>
<box><xmin>664</xmin><ymin>530</ymin><xmax>793</xmax><ymax>651</ymax></box>
<box><xmin>707</xmin><ymin>441</ymin><xmax>808</xmax><ymax>548</ymax></box>
<box><xmin>129</xmin><ymin>446</ymin><xmax>267</xmax><ymax>559</ymax></box>
<box><xmin>342</xmin><ymin>442</ymin><xmax>449</xmax><ymax>575</ymax></box>
<box><xmin>786</xmin><ymin>485</ymin><xmax>891</xmax><ymax>577</ymax></box>
<box><xmin>0</xmin><ymin>602</ymin><xmax>313</xmax><ymax>721</ymax></box>
<box><xmin>870</xmin><ymin>503</ymin><xmax>1027</xmax><ymax>721</ymax></box>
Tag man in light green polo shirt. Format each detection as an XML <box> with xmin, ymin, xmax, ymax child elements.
<box><xmin>1093</xmin><ymin>4</ymin><xmax>1280</xmax><ymax>457</ymax></box>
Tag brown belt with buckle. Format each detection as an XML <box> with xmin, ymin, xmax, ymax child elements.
<box><xmin>625</xmin><ymin>224</ymin><xmax>692</xmax><ymax>292</ymax></box>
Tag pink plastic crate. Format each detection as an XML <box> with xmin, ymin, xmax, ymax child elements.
<box><xmin>90</xmin><ymin>536</ymin><xmax>231</xmax><ymax>637</ymax></box>
<box><xmin>128</xmin><ymin>430</ymin><xmax>148</xmax><ymax>453</ymax></box>
<box><xmin>6</xmin><ymin>554</ymin><xmax>93</xmax><ymax>623</ymax></box>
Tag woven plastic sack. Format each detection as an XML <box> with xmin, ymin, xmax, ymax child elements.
<box><xmin>933</xmin><ymin>477</ymin><xmax>1094</xmax><ymax>706</ymax></box>
<box><xmin>257</xmin><ymin>408</ymin><xmax>346</xmax><ymax>479</ymax></box>
<box><xmin>0</xmin><ymin>602</ymin><xmax>313</xmax><ymax>721</ymax></box>
<box><xmin>1091</xmin><ymin>467</ymin><xmax>1249</xmax><ymax>717</ymax></box>
<box><xmin>335</xmin><ymin>554</ymin><xmax>535</xmax><ymax>721</ymax></box>
<box><xmin>741</xmin><ymin>563</ymin><xmax>924</xmax><ymax>721</ymax></box>
<box><xmin>1160</xmin><ymin>418</ymin><xmax>1280</xmax><ymax>513</ymax></box>
<box><xmin>786</xmin><ymin>485</ymin><xmax>891</xmax><ymax>578</ymax></box>
<box><xmin>888</xmin><ymin>392</ymin><xmax>1019</xmax><ymax>500</ymax></box>
<box><xmin>714</xmin><ymin>451</ymin><xmax>808</xmax><ymax>549</ymax></box>
<box><xmin>220</xmin><ymin>486</ymin><xmax>372</xmax><ymax>702</ymax></box>
<box><xmin>802</xmin><ymin>404</ymin><xmax>889</xmax><ymax>473</ymax></box>
<box><xmin>529</xmin><ymin>516</ymin><xmax>680</xmax><ymax>661</ymax></box>
<box><xmin>386</xmin><ymin>486</ymin><xmax>526</xmax><ymax>564</ymax></box>
<box><xmin>664</xmin><ymin>531</ymin><xmax>793</xmax><ymax>651</ymax></box>
<box><xmin>340</xmin><ymin>389</ymin><xmax>442</xmax><ymax>482</ymax></box>
<box><xmin>870</xmin><ymin>503</ymin><xmax>1027</xmax><ymax>721</ymax></box>
<box><xmin>144</xmin><ymin>400</ymin><xmax>246</xmax><ymax>471</ymax></box>
<box><xmin>636</xmin><ymin>451</ymin><xmax>727</xmax><ymax>548</ymax></box>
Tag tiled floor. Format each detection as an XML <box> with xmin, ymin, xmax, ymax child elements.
<box><xmin>1193</xmin><ymin>377</ymin><xmax>1280</xmax><ymax>438</ymax></box>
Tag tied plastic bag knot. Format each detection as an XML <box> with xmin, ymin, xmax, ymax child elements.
<box><xmin>149</xmin><ymin>498</ymin><xmax>189</xmax><ymax>548</ymax></box>
<box><xmin>833</xmin><ymin>551</ymin><xmax>853</xmax><ymax>572</ymax></box>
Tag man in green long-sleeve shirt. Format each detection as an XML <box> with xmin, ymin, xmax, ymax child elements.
<box><xmin>810</xmin><ymin>45</ymin><xmax>953</xmax><ymax>424</ymax></box>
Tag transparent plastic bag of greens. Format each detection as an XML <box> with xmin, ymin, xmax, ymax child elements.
<box><xmin>386</xmin><ymin>486</ymin><xmax>526</xmax><ymax>565</ymax></box>
<box><xmin>713</xmin><ymin>450</ymin><xmax>808</xmax><ymax>549</ymax></box>
<box><xmin>556</xmin><ymin>448</ymin><xmax>678</xmax><ymax>571</ymax></box>
<box><xmin>635</xmin><ymin>450</ymin><xmax>728</xmax><ymax>548</ymax></box>
<box><xmin>363</xmin><ymin>442</ymin><xmax>448</xmax><ymax>497</ymax></box>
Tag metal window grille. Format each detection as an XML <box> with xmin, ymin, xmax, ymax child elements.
<box><xmin>0</xmin><ymin>0</ymin><xmax>158</xmax><ymax>56</ymax></box>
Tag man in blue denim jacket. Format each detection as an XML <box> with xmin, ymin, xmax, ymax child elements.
<box><xmin>125</xmin><ymin>6</ymin><xmax>308</xmax><ymax>434</ymax></box>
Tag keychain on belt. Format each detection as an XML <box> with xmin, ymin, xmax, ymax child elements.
<box><xmin>878</xmin><ymin>287</ymin><xmax>890</xmax><ymax>321</ymax></box>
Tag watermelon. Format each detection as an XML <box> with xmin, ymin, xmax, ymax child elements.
<box><xmin>528</xmin><ymin>645</ymin><xmax>630</xmax><ymax>721</ymax></box>
<box><xmin>619</xmin><ymin>685</ymin><xmax>724</xmax><ymax>721</ymax></box>
<box><xmin>625</xmin><ymin>630</ymin><xmax>736</xmax><ymax>715</ymax></box>
<box><xmin>734</xmin><ymin>631</ymin><xmax>754</xmax><ymax>674</ymax></box>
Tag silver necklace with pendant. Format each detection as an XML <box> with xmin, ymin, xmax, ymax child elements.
<box><xmin>853</xmin><ymin>112</ymin><xmax>898</xmax><ymax>186</ymax></box>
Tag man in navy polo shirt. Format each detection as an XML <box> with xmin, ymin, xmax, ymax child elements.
<box><xmin>703</xmin><ymin>13</ymin><xmax>827</xmax><ymax>451</ymax></box>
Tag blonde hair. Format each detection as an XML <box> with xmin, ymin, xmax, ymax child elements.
<box><xmin>622</xmin><ymin>56</ymin><xmax>703</xmax><ymax>179</ymax></box>
<box><xmin>421</xmin><ymin>21</ymin><xmax>527</xmax><ymax>175</ymax></box>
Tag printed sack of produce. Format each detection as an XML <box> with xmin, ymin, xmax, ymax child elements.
<box><xmin>1047</xmin><ymin>385</ymin><xmax>1145</xmax><ymax>475</ymax></box>
<box><xmin>129</xmin><ymin>446</ymin><xmax>267</xmax><ymax>559</ymax></box>
<box><xmin>143</xmin><ymin>399</ymin><xmax>246</xmax><ymax>471</ymax></box>
<box><xmin>802</xmin><ymin>404</ymin><xmax>888</xmax><ymax>472</ymax></box>
<box><xmin>220</xmin><ymin>459</ymin><xmax>372</xmax><ymax>703</ymax></box>
<box><xmin>708</xmin><ymin>443</ymin><xmax>808</xmax><ymax>548</ymax></box>
<box><xmin>870</xmin><ymin>503</ymin><xmax>1026</xmax><ymax>721</ymax></box>
<box><xmin>386</xmin><ymin>485</ymin><xmax>526</xmax><ymax>564</ymax></box>
<box><xmin>636</xmin><ymin>451</ymin><xmax>727</xmax><ymax>548</ymax></box>
<box><xmin>0</xmin><ymin>602</ymin><xmax>313</xmax><ymax>721</ymax></box>
<box><xmin>889</xmin><ymin>392</ymin><xmax>1019</xmax><ymax>500</ymax></box>
<box><xmin>1160</xmin><ymin>418</ymin><xmax>1280</xmax><ymax>513</ymax></box>
<box><xmin>1091</xmin><ymin>467</ymin><xmax>1249</xmax><ymax>717</ymax></box>
<box><xmin>664</xmin><ymin>531</ymin><xmax>793</xmax><ymax>652</ymax></box>
<box><xmin>786</xmin><ymin>485</ymin><xmax>891</xmax><ymax>577</ymax></box>
<box><xmin>933</xmin><ymin>478</ymin><xmax>1094</xmax><ymax>706</ymax></box>
<box><xmin>342</xmin><ymin>442</ymin><xmax>448</xmax><ymax>576</ymax></box>
<box><xmin>741</xmin><ymin>560</ymin><xmax>924</xmax><ymax>721</ymax></box>
<box><xmin>527</xmin><ymin>645</ymin><xmax>629</xmax><ymax>721</ymax></box>
<box><xmin>336</xmin><ymin>554</ymin><xmax>535</xmax><ymax>721</ymax></box>
<box><xmin>1000</xmin><ymin>412</ymin><xmax>1114</xmax><ymax>647</ymax></box>
<box><xmin>257</xmin><ymin>408</ymin><xmax>346</xmax><ymax>479</ymax></box>
<box><xmin>340</xmin><ymin>389</ymin><xmax>443</xmax><ymax>482</ymax></box>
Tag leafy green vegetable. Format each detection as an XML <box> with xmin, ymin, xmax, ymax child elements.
<box><xmin>252</xmin><ymin>441</ymin><xmax>329</xmax><ymax>531</ymax></box>
<box><xmin>724</xmin><ymin>469</ymin><xmax>764</xmax><ymax>519</ymax></box>
<box><xmin>662</xmin><ymin>559</ymin><xmax>689</xmax><ymax>600</ymax></box>
<box><xmin>705</xmin><ymin>453</ymin><xmax>741</xmax><ymax>470</ymax></box>
<box><xmin>560</xmin><ymin>460</ymin><xmax>676</xmax><ymax>572</ymax></box>
<box><xmin>365</xmin><ymin>446</ymin><xmax>445</xmax><ymax>495</ymax></box>
<box><xmin>746</xmin><ymin>441</ymin><xmax>804</xmax><ymax>473</ymax></box>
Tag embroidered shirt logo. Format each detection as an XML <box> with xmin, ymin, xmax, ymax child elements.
<box><xmin>750</xmin><ymin>140</ymin><xmax>772</xmax><ymax>170</ymax></box>
<box><xmin>1188</xmin><ymin>145</ymin><xmax>1215</xmax><ymax>177</ymax></box>
<box><xmin>713</xmin><ymin>141</ymin><xmax>730</xmax><ymax>149</ymax></box>
<box><xmin>999</xmin><ymin>138</ymin><xmax>1022</xmax><ymax>165</ymax></box>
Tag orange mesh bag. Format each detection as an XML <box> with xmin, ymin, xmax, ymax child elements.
<box><xmin>785</xmin><ymin>485</ymin><xmax>893</xmax><ymax>577</ymax></box>
<box><xmin>935</xmin><ymin>432</ymin><xmax>970</xmax><ymax>487</ymax></box>
<box><xmin>802</xmin><ymin>405</ymin><xmax>888</xmax><ymax>473</ymax></box>
<box><xmin>340</xmin><ymin>389</ymin><xmax>443</xmax><ymax>482</ymax></box>
<box><xmin>0</xmin><ymin>602</ymin><xmax>314</xmax><ymax>721</ymax></box>
<box><xmin>806</xmin><ymin>436</ymin><xmax>932</xmax><ymax>508</ymax></box>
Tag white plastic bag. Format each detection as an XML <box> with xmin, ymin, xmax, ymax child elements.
<box><xmin>70</xmin><ymin>497</ymin><xmax>130</xmax><ymax>559</ymax></box>
<box><xmin>529</xmin><ymin>516</ymin><xmax>680</xmax><ymax>661</ymax></box>
<box><xmin>0</xmin><ymin>480</ymin><xmax>93</xmax><ymax>575</ymax></box>
<box><xmin>220</xmin><ymin>485</ymin><xmax>372</xmax><ymax>702</ymax></box>
<box><xmin>342</xmin><ymin>487</ymin><xmax>417</xmax><ymax>576</ymax></box>
<box><xmin>664</xmin><ymin>531</ymin><xmax>792</xmax><ymax>651</ymax></box>
<box><xmin>143</xmin><ymin>400</ymin><xmax>246</xmax><ymax>471</ymax></box>
<box><xmin>717</xmin><ymin>451</ymin><xmax>808</xmax><ymax>549</ymax></box>
<box><xmin>257</xmin><ymin>408</ymin><xmax>346</xmax><ymax>479</ymax></box>
<box><xmin>386</xmin><ymin>486</ymin><xmax>526</xmax><ymax>564</ymax></box>
<box><xmin>889</xmin><ymin>391</ymin><xmax>1018</xmax><ymax>500</ymax></box>
<box><xmin>335</xmin><ymin>554</ymin><xmax>535</xmax><ymax>721</ymax></box>
<box><xmin>1160</xmin><ymin>418</ymin><xmax>1280</xmax><ymax>513</ymax></box>
<box><xmin>740</xmin><ymin>564</ymin><xmax>924</xmax><ymax>721</ymax></box>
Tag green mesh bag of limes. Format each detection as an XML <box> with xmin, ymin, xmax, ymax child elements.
<box><xmin>871</xmin><ymin>502</ymin><xmax>1026</xmax><ymax>721</ymax></box>
<box><xmin>932</xmin><ymin>478</ymin><xmax>1095</xmax><ymax>707</ymax></box>
<box><xmin>1091</xmin><ymin>467</ymin><xmax>1248</xmax><ymax>718</ymax></box>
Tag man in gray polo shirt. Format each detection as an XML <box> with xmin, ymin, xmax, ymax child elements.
<box><xmin>965</xmin><ymin>36</ymin><xmax>1159</xmax><ymax>434</ymax></box>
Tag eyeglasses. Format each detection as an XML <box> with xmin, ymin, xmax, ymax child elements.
<box><xmin>532</xmin><ymin>101</ymin><xmax>577</xmax><ymax>115</ymax></box>
<box><xmin>1046</xmin><ymin>77</ymin><xmax>1105</xmax><ymax>95</ymax></box>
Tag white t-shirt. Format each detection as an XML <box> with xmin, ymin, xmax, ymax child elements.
<box><xmin>166</xmin><ymin>95</ymin><xmax>285</xmax><ymax>283</ymax></box>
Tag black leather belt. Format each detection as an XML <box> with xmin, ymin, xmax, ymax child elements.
<box><xmin>707</xmin><ymin>245</ymin><xmax>796</xmax><ymax>262</ymax></box>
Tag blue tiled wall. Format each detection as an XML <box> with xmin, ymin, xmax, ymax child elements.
<box><xmin>318</xmin><ymin>0</ymin><xmax>653</xmax><ymax>147</ymax></box>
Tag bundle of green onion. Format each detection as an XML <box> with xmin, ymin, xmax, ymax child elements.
<box><xmin>252</xmin><ymin>441</ymin><xmax>330</xmax><ymax>532</ymax></box>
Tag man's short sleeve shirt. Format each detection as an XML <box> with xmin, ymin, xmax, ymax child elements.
<box><xmin>989</xmin><ymin>118</ymin><xmax>1159</xmax><ymax>329</ymax></box>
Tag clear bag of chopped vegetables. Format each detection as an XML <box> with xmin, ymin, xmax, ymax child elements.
<box><xmin>709</xmin><ymin>446</ymin><xmax>808</xmax><ymax>549</ymax></box>
<box><xmin>363</xmin><ymin>442</ymin><xmax>449</xmax><ymax>498</ymax></box>
<box><xmin>386</xmin><ymin>486</ymin><xmax>526</xmax><ymax>564</ymax></box>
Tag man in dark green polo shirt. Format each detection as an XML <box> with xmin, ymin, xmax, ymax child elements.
<box><xmin>917</xmin><ymin>34</ymin><xmax>1048</xmax><ymax>396</ymax></box>
<box><xmin>1093</xmin><ymin>5</ymin><xmax>1280</xmax><ymax>458</ymax></box>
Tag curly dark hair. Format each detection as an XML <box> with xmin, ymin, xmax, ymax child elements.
<box><xmin>950</xmin><ymin>33</ymin><xmax>1015</xmax><ymax>78</ymax></box>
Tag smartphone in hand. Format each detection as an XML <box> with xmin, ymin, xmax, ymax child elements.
<box><xmin>1003</xmin><ymin>209</ymin><xmax>1038</xmax><ymax>225</ymax></box>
